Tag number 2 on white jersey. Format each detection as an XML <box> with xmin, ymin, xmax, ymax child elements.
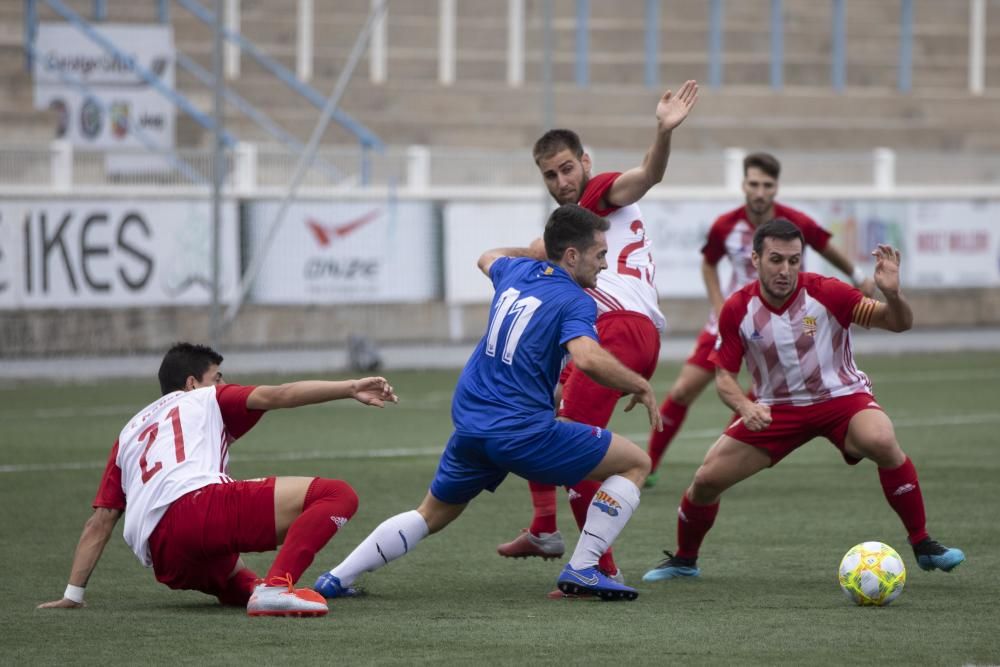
<box><xmin>485</xmin><ymin>287</ymin><xmax>542</xmax><ymax>364</ymax></box>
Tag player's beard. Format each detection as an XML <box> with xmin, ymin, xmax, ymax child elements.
<box><xmin>560</xmin><ymin>173</ymin><xmax>588</xmax><ymax>205</ymax></box>
<box><xmin>761</xmin><ymin>273</ymin><xmax>795</xmax><ymax>303</ymax></box>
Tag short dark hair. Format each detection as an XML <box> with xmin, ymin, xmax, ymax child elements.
<box><xmin>158</xmin><ymin>342</ymin><xmax>223</xmax><ymax>395</ymax></box>
<box><xmin>753</xmin><ymin>218</ymin><xmax>804</xmax><ymax>255</ymax></box>
<box><xmin>543</xmin><ymin>204</ymin><xmax>610</xmax><ymax>261</ymax></box>
<box><xmin>744</xmin><ymin>152</ymin><xmax>781</xmax><ymax>180</ymax></box>
<box><xmin>533</xmin><ymin>128</ymin><xmax>584</xmax><ymax>165</ymax></box>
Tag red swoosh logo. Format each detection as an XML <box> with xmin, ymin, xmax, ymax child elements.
<box><xmin>306</xmin><ymin>209</ymin><xmax>380</xmax><ymax>247</ymax></box>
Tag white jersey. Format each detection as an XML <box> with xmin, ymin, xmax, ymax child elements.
<box><xmin>115</xmin><ymin>386</ymin><xmax>242</xmax><ymax>566</ymax></box>
<box><xmin>578</xmin><ymin>172</ymin><xmax>665</xmax><ymax>331</ymax></box>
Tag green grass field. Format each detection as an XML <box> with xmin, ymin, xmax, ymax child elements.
<box><xmin>3</xmin><ymin>352</ymin><xmax>998</xmax><ymax>666</ymax></box>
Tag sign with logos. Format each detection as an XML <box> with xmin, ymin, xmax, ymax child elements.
<box><xmin>443</xmin><ymin>198</ymin><xmax>1000</xmax><ymax>305</ymax></box>
<box><xmin>33</xmin><ymin>23</ymin><xmax>175</xmax><ymax>150</ymax></box>
<box><xmin>905</xmin><ymin>200</ymin><xmax>1000</xmax><ymax>286</ymax></box>
<box><xmin>0</xmin><ymin>200</ymin><xmax>238</xmax><ymax>308</ymax></box>
<box><xmin>246</xmin><ymin>200</ymin><xmax>437</xmax><ymax>303</ymax></box>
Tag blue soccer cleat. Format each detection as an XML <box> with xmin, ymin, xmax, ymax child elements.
<box><xmin>641</xmin><ymin>550</ymin><xmax>700</xmax><ymax>582</ymax></box>
<box><xmin>556</xmin><ymin>564</ymin><xmax>638</xmax><ymax>601</ymax></box>
<box><xmin>313</xmin><ymin>573</ymin><xmax>360</xmax><ymax>599</ymax></box>
<box><xmin>912</xmin><ymin>538</ymin><xmax>966</xmax><ymax>572</ymax></box>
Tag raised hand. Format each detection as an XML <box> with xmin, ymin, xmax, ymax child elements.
<box><xmin>656</xmin><ymin>79</ymin><xmax>699</xmax><ymax>132</ymax></box>
<box><xmin>871</xmin><ymin>244</ymin><xmax>902</xmax><ymax>296</ymax></box>
<box><xmin>352</xmin><ymin>377</ymin><xmax>399</xmax><ymax>407</ymax></box>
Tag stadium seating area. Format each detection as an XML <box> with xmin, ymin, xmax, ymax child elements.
<box><xmin>4</xmin><ymin>0</ymin><xmax>1000</xmax><ymax>153</ymax></box>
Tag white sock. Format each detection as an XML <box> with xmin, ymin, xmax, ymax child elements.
<box><xmin>568</xmin><ymin>475</ymin><xmax>640</xmax><ymax>571</ymax></box>
<box><xmin>329</xmin><ymin>510</ymin><xmax>429</xmax><ymax>586</ymax></box>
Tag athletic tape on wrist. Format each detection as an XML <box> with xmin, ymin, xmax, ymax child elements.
<box><xmin>64</xmin><ymin>584</ymin><xmax>85</xmax><ymax>603</ymax></box>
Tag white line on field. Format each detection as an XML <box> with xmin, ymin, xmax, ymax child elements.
<box><xmin>1</xmin><ymin>412</ymin><xmax>997</xmax><ymax>474</ymax></box>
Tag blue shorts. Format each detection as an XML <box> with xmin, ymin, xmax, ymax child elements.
<box><xmin>429</xmin><ymin>421</ymin><xmax>613</xmax><ymax>505</ymax></box>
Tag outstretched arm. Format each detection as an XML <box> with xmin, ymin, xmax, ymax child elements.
<box><xmin>38</xmin><ymin>507</ymin><xmax>123</xmax><ymax>609</ymax></box>
<box><xmin>566</xmin><ymin>336</ymin><xmax>662</xmax><ymax>431</ymax></box>
<box><xmin>857</xmin><ymin>244</ymin><xmax>913</xmax><ymax>332</ymax></box>
<box><xmin>477</xmin><ymin>246</ymin><xmax>538</xmax><ymax>277</ymax></box>
<box><xmin>605</xmin><ymin>80</ymin><xmax>699</xmax><ymax>208</ymax></box>
<box><xmin>819</xmin><ymin>243</ymin><xmax>876</xmax><ymax>297</ymax></box>
<box><xmin>246</xmin><ymin>377</ymin><xmax>398</xmax><ymax>411</ymax></box>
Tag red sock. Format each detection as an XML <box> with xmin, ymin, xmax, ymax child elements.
<box><xmin>676</xmin><ymin>494</ymin><xmax>720</xmax><ymax>560</ymax></box>
<box><xmin>266</xmin><ymin>478</ymin><xmax>359</xmax><ymax>583</ymax></box>
<box><xmin>217</xmin><ymin>567</ymin><xmax>257</xmax><ymax>606</ymax></box>
<box><xmin>528</xmin><ymin>481</ymin><xmax>558</xmax><ymax>535</ymax></box>
<box><xmin>567</xmin><ymin>480</ymin><xmax>617</xmax><ymax>575</ymax></box>
<box><xmin>649</xmin><ymin>399</ymin><xmax>689</xmax><ymax>472</ymax></box>
<box><xmin>878</xmin><ymin>457</ymin><xmax>929</xmax><ymax>545</ymax></box>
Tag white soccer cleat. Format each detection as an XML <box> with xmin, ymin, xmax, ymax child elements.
<box><xmin>247</xmin><ymin>574</ymin><xmax>329</xmax><ymax>617</ymax></box>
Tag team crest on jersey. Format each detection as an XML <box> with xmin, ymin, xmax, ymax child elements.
<box><xmin>802</xmin><ymin>316</ymin><xmax>817</xmax><ymax>337</ymax></box>
<box><xmin>543</xmin><ymin>266</ymin><xmax>554</xmax><ymax>276</ymax></box>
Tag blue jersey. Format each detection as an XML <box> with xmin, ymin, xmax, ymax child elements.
<box><xmin>452</xmin><ymin>257</ymin><xmax>599</xmax><ymax>436</ymax></box>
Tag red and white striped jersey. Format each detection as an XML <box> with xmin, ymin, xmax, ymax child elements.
<box><xmin>578</xmin><ymin>172</ymin><xmax>666</xmax><ymax>332</ymax></box>
<box><xmin>700</xmin><ymin>203</ymin><xmax>831</xmax><ymax>335</ymax></box>
<box><xmin>710</xmin><ymin>272</ymin><xmax>872</xmax><ymax>406</ymax></box>
<box><xmin>92</xmin><ymin>384</ymin><xmax>263</xmax><ymax>566</ymax></box>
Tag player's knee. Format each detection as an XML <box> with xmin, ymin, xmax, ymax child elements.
<box><xmin>690</xmin><ymin>466</ymin><xmax>725</xmax><ymax>502</ymax></box>
<box><xmin>311</xmin><ymin>478</ymin><xmax>359</xmax><ymax>518</ymax></box>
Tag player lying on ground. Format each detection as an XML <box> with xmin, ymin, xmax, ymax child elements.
<box><xmin>315</xmin><ymin>204</ymin><xmax>662</xmax><ymax>602</ymax></box>
<box><xmin>38</xmin><ymin>342</ymin><xmax>398</xmax><ymax>617</ymax></box>
<box><xmin>641</xmin><ymin>219</ymin><xmax>965</xmax><ymax>584</ymax></box>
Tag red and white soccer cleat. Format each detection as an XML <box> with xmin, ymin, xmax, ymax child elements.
<box><xmin>247</xmin><ymin>574</ymin><xmax>329</xmax><ymax>617</ymax></box>
<box><xmin>497</xmin><ymin>529</ymin><xmax>566</xmax><ymax>560</ymax></box>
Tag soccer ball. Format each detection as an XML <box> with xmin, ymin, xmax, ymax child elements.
<box><xmin>838</xmin><ymin>541</ymin><xmax>906</xmax><ymax>606</ymax></box>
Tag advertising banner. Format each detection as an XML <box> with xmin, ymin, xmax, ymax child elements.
<box><xmin>442</xmin><ymin>198</ymin><xmax>1000</xmax><ymax>305</ymax></box>
<box><xmin>905</xmin><ymin>200</ymin><xmax>1000</xmax><ymax>287</ymax></box>
<box><xmin>33</xmin><ymin>23</ymin><xmax>175</xmax><ymax>151</ymax></box>
<box><xmin>246</xmin><ymin>200</ymin><xmax>438</xmax><ymax>303</ymax></box>
<box><xmin>0</xmin><ymin>200</ymin><xmax>238</xmax><ymax>308</ymax></box>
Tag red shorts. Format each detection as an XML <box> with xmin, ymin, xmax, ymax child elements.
<box><xmin>685</xmin><ymin>328</ymin><xmax>718</xmax><ymax>372</ymax></box>
<box><xmin>724</xmin><ymin>393</ymin><xmax>884</xmax><ymax>466</ymax></box>
<box><xmin>148</xmin><ymin>477</ymin><xmax>277</xmax><ymax>597</ymax></box>
<box><xmin>558</xmin><ymin>311</ymin><xmax>661</xmax><ymax>427</ymax></box>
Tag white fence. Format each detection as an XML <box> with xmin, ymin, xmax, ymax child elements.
<box><xmin>3</xmin><ymin>143</ymin><xmax>1000</xmax><ymax>195</ymax></box>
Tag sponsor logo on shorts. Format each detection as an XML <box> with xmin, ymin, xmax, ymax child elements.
<box><xmin>590</xmin><ymin>426</ymin><xmax>603</xmax><ymax>438</ymax></box>
<box><xmin>592</xmin><ymin>490</ymin><xmax>621</xmax><ymax>516</ymax></box>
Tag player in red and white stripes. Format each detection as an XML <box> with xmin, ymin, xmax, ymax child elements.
<box><xmin>642</xmin><ymin>219</ymin><xmax>965</xmax><ymax>583</ymax></box>
<box><xmin>645</xmin><ymin>152</ymin><xmax>877</xmax><ymax>486</ymax></box>
<box><xmin>38</xmin><ymin>342</ymin><xmax>397</xmax><ymax>616</ymax></box>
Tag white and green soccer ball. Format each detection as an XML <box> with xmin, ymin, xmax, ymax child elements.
<box><xmin>838</xmin><ymin>541</ymin><xmax>907</xmax><ymax>606</ymax></box>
